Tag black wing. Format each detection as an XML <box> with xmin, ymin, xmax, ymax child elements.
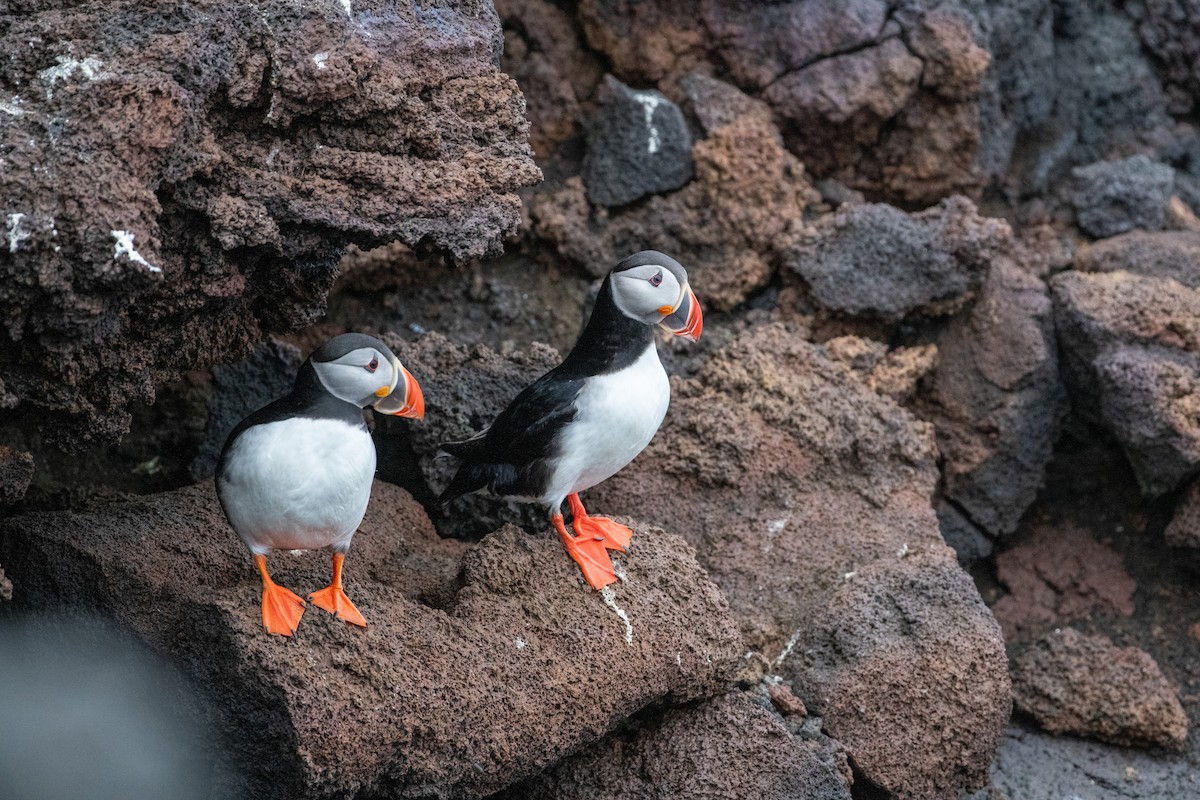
<box><xmin>439</xmin><ymin>370</ymin><xmax>582</xmax><ymax>502</ymax></box>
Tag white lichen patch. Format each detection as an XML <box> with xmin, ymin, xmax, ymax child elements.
<box><xmin>763</xmin><ymin>516</ymin><xmax>789</xmax><ymax>554</ymax></box>
<box><xmin>7</xmin><ymin>213</ymin><xmax>31</xmax><ymax>254</ymax></box>
<box><xmin>896</xmin><ymin>542</ymin><xmax>909</xmax><ymax>558</ymax></box>
<box><xmin>514</xmin><ymin>637</ymin><xmax>526</xmax><ymax>650</ymax></box>
<box><xmin>312</xmin><ymin>52</ymin><xmax>329</xmax><ymax>69</ymax></box>
<box><xmin>111</xmin><ymin>230</ymin><xmax>161</xmax><ymax>273</ymax></box>
<box><xmin>600</xmin><ymin>585</ymin><xmax>634</xmax><ymax>646</ymax></box>
<box><xmin>633</xmin><ymin>91</ymin><xmax>663</xmax><ymax>154</ymax></box>
<box><xmin>340</xmin><ymin>0</ymin><xmax>352</xmax><ymax>18</ymax></box>
<box><xmin>38</xmin><ymin>56</ymin><xmax>106</xmax><ymax>98</ymax></box>
<box><xmin>773</xmin><ymin>627</ymin><xmax>803</xmax><ymax>668</ymax></box>
<box><xmin>0</xmin><ymin>97</ymin><xmax>23</xmax><ymax>116</ymax></box>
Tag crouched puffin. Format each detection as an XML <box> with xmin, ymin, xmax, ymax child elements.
<box><xmin>439</xmin><ymin>251</ymin><xmax>702</xmax><ymax>589</ymax></box>
<box><xmin>216</xmin><ymin>333</ymin><xmax>424</xmax><ymax>637</ymax></box>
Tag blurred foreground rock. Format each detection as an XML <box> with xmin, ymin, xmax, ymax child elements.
<box><xmin>0</xmin><ymin>482</ymin><xmax>741</xmax><ymax>799</ymax></box>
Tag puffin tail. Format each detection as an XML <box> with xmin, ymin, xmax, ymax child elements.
<box><xmin>437</xmin><ymin>462</ymin><xmax>491</xmax><ymax>505</ymax></box>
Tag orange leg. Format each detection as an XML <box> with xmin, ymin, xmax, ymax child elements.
<box><xmin>552</xmin><ymin>513</ymin><xmax>617</xmax><ymax>590</ymax></box>
<box><xmin>308</xmin><ymin>553</ymin><xmax>367</xmax><ymax>628</ymax></box>
<box><xmin>255</xmin><ymin>554</ymin><xmax>306</xmax><ymax>637</ymax></box>
<box><xmin>568</xmin><ymin>493</ymin><xmax>632</xmax><ymax>552</ymax></box>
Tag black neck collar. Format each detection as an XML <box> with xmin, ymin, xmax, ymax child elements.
<box><xmin>557</xmin><ymin>276</ymin><xmax>655</xmax><ymax>378</ymax></box>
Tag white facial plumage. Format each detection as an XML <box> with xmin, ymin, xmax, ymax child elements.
<box><xmin>311</xmin><ymin>346</ymin><xmax>399</xmax><ymax>408</ymax></box>
<box><xmin>610</xmin><ymin>262</ymin><xmax>686</xmax><ymax>324</ymax></box>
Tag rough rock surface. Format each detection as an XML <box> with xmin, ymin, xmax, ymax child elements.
<box><xmin>1052</xmin><ymin>270</ymin><xmax>1200</xmax><ymax>496</ymax></box>
<box><xmin>383</xmin><ymin>331</ymin><xmax>562</xmax><ymax>539</ymax></box>
<box><xmin>937</xmin><ymin>501</ymin><xmax>995</xmax><ymax>565</ymax></box>
<box><xmin>1165</xmin><ymin>479</ymin><xmax>1200</xmax><ymax>548</ymax></box>
<box><xmin>1075</xmin><ymin>230</ymin><xmax>1200</xmax><ymax>288</ymax></box>
<box><xmin>0</xmin><ymin>563</ymin><xmax>10</xmax><ymax>602</ymax></box>
<box><xmin>533</xmin><ymin>91</ymin><xmax>816</xmax><ymax>311</ymax></box>
<box><xmin>1011</xmin><ymin>628</ymin><xmax>1189</xmax><ymax>750</ymax></box>
<box><xmin>0</xmin><ymin>481</ymin><xmax>742</xmax><ymax>799</ymax></box>
<box><xmin>925</xmin><ymin>257</ymin><xmax>1066</xmax><ymax>537</ymax></box>
<box><xmin>501</xmin><ymin>692</ymin><xmax>853</xmax><ymax>800</ymax></box>
<box><xmin>0</xmin><ymin>445</ymin><xmax>34</xmax><ymax>506</ymax></box>
<box><xmin>783</xmin><ymin>197</ymin><xmax>1010</xmax><ymax>320</ymax></box>
<box><xmin>589</xmin><ymin>323</ymin><xmax>1011</xmax><ymax>799</ymax></box>
<box><xmin>1072</xmin><ymin>155</ymin><xmax>1175</xmax><ymax>238</ymax></box>
<box><xmin>992</xmin><ymin>524</ymin><xmax>1137</xmax><ymax>639</ymax></box>
<box><xmin>0</xmin><ymin>0</ymin><xmax>540</xmax><ymax>448</ymax></box>
<box><xmin>191</xmin><ymin>338</ymin><xmax>303</xmax><ymax>480</ymax></box>
<box><xmin>582</xmin><ymin>76</ymin><xmax>693</xmax><ymax>206</ymax></box>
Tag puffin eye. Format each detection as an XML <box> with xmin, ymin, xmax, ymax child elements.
<box><xmin>649</xmin><ymin>271</ymin><xmax>663</xmax><ymax>287</ymax></box>
<box><xmin>365</xmin><ymin>357</ymin><xmax>379</xmax><ymax>373</ymax></box>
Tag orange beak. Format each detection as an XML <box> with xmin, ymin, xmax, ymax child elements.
<box><xmin>659</xmin><ymin>284</ymin><xmax>702</xmax><ymax>342</ymax></box>
<box><xmin>371</xmin><ymin>360</ymin><xmax>425</xmax><ymax>419</ymax></box>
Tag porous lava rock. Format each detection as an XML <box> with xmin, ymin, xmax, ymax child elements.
<box><xmin>1165</xmin><ymin>479</ymin><xmax>1200</xmax><ymax>549</ymax></box>
<box><xmin>532</xmin><ymin>87</ymin><xmax>816</xmax><ymax>311</ymax></box>
<box><xmin>0</xmin><ymin>481</ymin><xmax>742</xmax><ymax>799</ymax></box>
<box><xmin>0</xmin><ymin>445</ymin><xmax>34</xmax><ymax>507</ymax></box>
<box><xmin>1074</xmin><ymin>230</ymin><xmax>1200</xmax><ymax>288</ymax></box>
<box><xmin>1011</xmin><ymin>628</ymin><xmax>1189</xmax><ymax>750</ymax></box>
<box><xmin>991</xmin><ymin>523</ymin><xmax>1137</xmax><ymax>639</ymax></box>
<box><xmin>0</xmin><ymin>563</ymin><xmax>10</xmax><ymax>602</ymax></box>
<box><xmin>383</xmin><ymin>331</ymin><xmax>562</xmax><ymax>539</ymax></box>
<box><xmin>782</xmin><ymin>196</ymin><xmax>1009</xmax><ymax>320</ymax></box>
<box><xmin>582</xmin><ymin>76</ymin><xmax>694</xmax><ymax>206</ymax></box>
<box><xmin>937</xmin><ymin>501</ymin><xmax>995</xmax><ymax>565</ymax></box>
<box><xmin>0</xmin><ymin>0</ymin><xmax>540</xmax><ymax>449</ymax></box>
<box><xmin>1052</xmin><ymin>270</ymin><xmax>1200</xmax><ymax>496</ymax></box>
<box><xmin>589</xmin><ymin>323</ymin><xmax>1011</xmax><ymax>799</ymax></box>
<box><xmin>501</xmin><ymin>692</ymin><xmax>853</xmax><ymax>800</ymax></box>
<box><xmin>1072</xmin><ymin>155</ymin><xmax>1175</xmax><ymax>238</ymax></box>
<box><xmin>924</xmin><ymin>257</ymin><xmax>1067</xmax><ymax>538</ymax></box>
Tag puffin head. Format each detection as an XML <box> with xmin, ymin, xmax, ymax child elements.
<box><xmin>308</xmin><ymin>333</ymin><xmax>424</xmax><ymax>418</ymax></box>
<box><xmin>609</xmin><ymin>251</ymin><xmax>703</xmax><ymax>342</ymax></box>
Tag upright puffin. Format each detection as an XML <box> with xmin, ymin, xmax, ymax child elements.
<box><xmin>216</xmin><ymin>333</ymin><xmax>424</xmax><ymax>637</ymax></box>
<box><xmin>439</xmin><ymin>251</ymin><xmax>702</xmax><ymax>589</ymax></box>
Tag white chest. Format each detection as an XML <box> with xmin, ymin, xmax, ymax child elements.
<box><xmin>217</xmin><ymin>416</ymin><xmax>376</xmax><ymax>554</ymax></box>
<box><xmin>544</xmin><ymin>344</ymin><xmax>670</xmax><ymax>504</ymax></box>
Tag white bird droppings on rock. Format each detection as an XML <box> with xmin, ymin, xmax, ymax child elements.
<box><xmin>601</xmin><ymin>585</ymin><xmax>634</xmax><ymax>645</ymax></box>
<box><xmin>111</xmin><ymin>230</ymin><xmax>161</xmax><ymax>273</ymax></box>
<box><xmin>633</xmin><ymin>92</ymin><xmax>662</xmax><ymax>154</ymax></box>
<box><xmin>6</xmin><ymin>213</ymin><xmax>31</xmax><ymax>254</ymax></box>
<box><xmin>312</xmin><ymin>52</ymin><xmax>329</xmax><ymax>69</ymax></box>
<box><xmin>38</xmin><ymin>56</ymin><xmax>105</xmax><ymax>98</ymax></box>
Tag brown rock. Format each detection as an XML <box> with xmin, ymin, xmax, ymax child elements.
<box><xmin>992</xmin><ymin>524</ymin><xmax>1137</xmax><ymax>639</ymax></box>
<box><xmin>0</xmin><ymin>481</ymin><xmax>742</xmax><ymax>798</ymax></box>
<box><xmin>0</xmin><ymin>562</ymin><xmax>10</xmax><ymax>602</ymax></box>
<box><xmin>766</xmin><ymin>681</ymin><xmax>809</xmax><ymax>717</ymax></box>
<box><xmin>925</xmin><ymin>258</ymin><xmax>1067</xmax><ymax>537</ymax></box>
<box><xmin>1052</xmin><ymin>270</ymin><xmax>1200</xmax><ymax>496</ymax></box>
<box><xmin>589</xmin><ymin>323</ymin><xmax>1010</xmax><ymax>799</ymax></box>
<box><xmin>0</xmin><ymin>445</ymin><xmax>34</xmax><ymax>507</ymax></box>
<box><xmin>532</xmin><ymin>105</ymin><xmax>816</xmax><ymax>311</ymax></box>
<box><xmin>577</xmin><ymin>0</ymin><xmax>710</xmax><ymax>88</ymax></box>
<box><xmin>0</xmin><ymin>1</ymin><xmax>540</xmax><ymax>448</ymax></box>
<box><xmin>1075</xmin><ymin>230</ymin><xmax>1200</xmax><ymax>288</ymax></box>
<box><xmin>1165</xmin><ymin>479</ymin><xmax>1200</xmax><ymax>548</ymax></box>
<box><xmin>1012</xmin><ymin>628</ymin><xmax>1189</xmax><ymax>751</ymax></box>
<box><xmin>782</xmin><ymin>196</ymin><xmax>1009</xmax><ymax>320</ymax></box>
<box><xmin>500</xmin><ymin>692</ymin><xmax>852</xmax><ymax>800</ymax></box>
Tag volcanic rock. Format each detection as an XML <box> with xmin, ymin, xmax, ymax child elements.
<box><xmin>1052</xmin><ymin>269</ymin><xmax>1200</xmax><ymax>496</ymax></box>
<box><xmin>1072</xmin><ymin>155</ymin><xmax>1175</xmax><ymax>238</ymax></box>
<box><xmin>1074</xmin><ymin>230</ymin><xmax>1200</xmax><ymax>288</ymax></box>
<box><xmin>937</xmin><ymin>501</ymin><xmax>995</xmax><ymax>565</ymax></box>
<box><xmin>991</xmin><ymin>523</ymin><xmax>1137</xmax><ymax>639</ymax></box>
<box><xmin>1165</xmin><ymin>479</ymin><xmax>1200</xmax><ymax>549</ymax></box>
<box><xmin>533</xmin><ymin>92</ymin><xmax>816</xmax><ymax>310</ymax></box>
<box><xmin>588</xmin><ymin>323</ymin><xmax>1011</xmax><ymax>799</ymax></box>
<box><xmin>0</xmin><ymin>445</ymin><xmax>34</xmax><ymax>507</ymax></box>
<box><xmin>501</xmin><ymin>692</ymin><xmax>853</xmax><ymax>800</ymax></box>
<box><xmin>582</xmin><ymin>76</ymin><xmax>694</xmax><ymax>206</ymax></box>
<box><xmin>1011</xmin><ymin>628</ymin><xmax>1189</xmax><ymax>750</ymax></box>
<box><xmin>0</xmin><ymin>481</ymin><xmax>742</xmax><ymax>799</ymax></box>
<box><xmin>0</xmin><ymin>0</ymin><xmax>540</xmax><ymax>449</ymax></box>
<box><xmin>782</xmin><ymin>196</ymin><xmax>1010</xmax><ymax>320</ymax></box>
<box><xmin>925</xmin><ymin>257</ymin><xmax>1066</xmax><ymax>537</ymax></box>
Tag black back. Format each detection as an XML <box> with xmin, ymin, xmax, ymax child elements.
<box><xmin>439</xmin><ymin>274</ymin><xmax>654</xmax><ymax>504</ymax></box>
<box><xmin>215</xmin><ymin>360</ymin><xmax>367</xmax><ymax>481</ymax></box>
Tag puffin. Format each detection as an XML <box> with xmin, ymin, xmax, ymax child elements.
<box><xmin>439</xmin><ymin>251</ymin><xmax>702</xmax><ymax>589</ymax></box>
<box><xmin>216</xmin><ymin>333</ymin><xmax>424</xmax><ymax>637</ymax></box>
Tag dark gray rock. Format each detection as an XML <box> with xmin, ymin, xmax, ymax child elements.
<box><xmin>1072</xmin><ymin>155</ymin><xmax>1175</xmax><ymax>238</ymax></box>
<box><xmin>937</xmin><ymin>501</ymin><xmax>994</xmax><ymax>564</ymax></box>
<box><xmin>1052</xmin><ymin>270</ymin><xmax>1200</xmax><ymax>497</ymax></box>
<box><xmin>1075</xmin><ymin>230</ymin><xmax>1200</xmax><ymax>288</ymax></box>
<box><xmin>499</xmin><ymin>692</ymin><xmax>853</xmax><ymax>800</ymax></box>
<box><xmin>582</xmin><ymin>75</ymin><xmax>694</xmax><ymax>206</ymax></box>
<box><xmin>1165</xmin><ymin>478</ymin><xmax>1200</xmax><ymax>549</ymax></box>
<box><xmin>927</xmin><ymin>258</ymin><xmax>1066</xmax><ymax>538</ymax></box>
<box><xmin>680</xmin><ymin>72</ymin><xmax>774</xmax><ymax>138</ymax></box>
<box><xmin>190</xmin><ymin>339</ymin><xmax>303</xmax><ymax>480</ymax></box>
<box><xmin>783</xmin><ymin>196</ymin><xmax>1009</xmax><ymax>320</ymax></box>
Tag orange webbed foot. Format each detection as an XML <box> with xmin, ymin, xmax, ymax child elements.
<box><xmin>308</xmin><ymin>552</ymin><xmax>367</xmax><ymax>627</ymax></box>
<box><xmin>568</xmin><ymin>494</ymin><xmax>633</xmax><ymax>552</ymax></box>
<box><xmin>261</xmin><ymin>582</ymin><xmax>306</xmax><ymax>637</ymax></box>
<box><xmin>553</xmin><ymin>513</ymin><xmax>617</xmax><ymax>590</ymax></box>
